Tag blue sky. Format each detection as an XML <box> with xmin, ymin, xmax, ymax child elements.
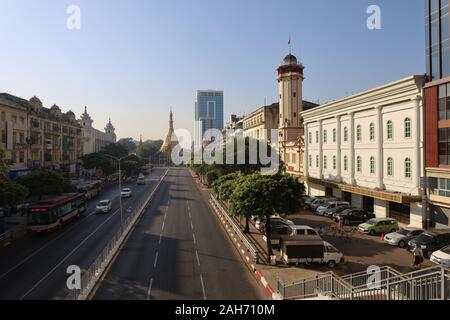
<box><xmin>0</xmin><ymin>0</ymin><xmax>425</xmax><ymax>140</ymax></box>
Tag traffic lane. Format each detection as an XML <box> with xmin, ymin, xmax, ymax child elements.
<box><xmin>0</xmin><ymin>168</ymin><xmax>165</xmax><ymax>277</ymax></box>
<box><xmin>181</xmin><ymin>168</ymin><xmax>265</xmax><ymax>300</ymax></box>
<box><xmin>0</xmin><ymin>171</ymin><xmax>165</xmax><ymax>299</ymax></box>
<box><xmin>93</xmin><ymin>176</ymin><xmax>171</xmax><ymax>300</ymax></box>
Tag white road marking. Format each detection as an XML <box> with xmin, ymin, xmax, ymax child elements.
<box><xmin>190</xmin><ymin>221</ymin><xmax>194</xmax><ymax>230</ymax></box>
<box><xmin>154</xmin><ymin>252</ymin><xmax>159</xmax><ymax>268</ymax></box>
<box><xmin>200</xmin><ymin>274</ymin><xmax>207</xmax><ymax>300</ymax></box>
<box><xmin>195</xmin><ymin>250</ymin><xmax>200</xmax><ymax>266</ymax></box>
<box><xmin>146</xmin><ymin>278</ymin><xmax>153</xmax><ymax>300</ymax></box>
<box><xmin>161</xmin><ymin>221</ymin><xmax>165</xmax><ymax>231</ymax></box>
<box><xmin>192</xmin><ymin>233</ymin><xmax>196</xmax><ymax>244</ymax></box>
<box><xmin>159</xmin><ymin>233</ymin><xmax>162</xmax><ymax>244</ymax></box>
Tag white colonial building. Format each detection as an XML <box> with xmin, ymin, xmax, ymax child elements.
<box><xmin>79</xmin><ymin>107</ymin><xmax>116</xmax><ymax>155</ymax></box>
<box><xmin>302</xmin><ymin>75</ymin><xmax>426</xmax><ymax>228</ymax></box>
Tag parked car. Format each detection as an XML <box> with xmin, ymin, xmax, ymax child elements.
<box><xmin>335</xmin><ymin>209</ymin><xmax>375</xmax><ymax>225</ymax></box>
<box><xmin>408</xmin><ymin>231</ymin><xmax>450</xmax><ymax>259</ymax></box>
<box><xmin>121</xmin><ymin>188</ymin><xmax>133</xmax><ymax>198</ymax></box>
<box><xmin>263</xmin><ymin>225</ymin><xmax>322</xmax><ymax>248</ymax></box>
<box><xmin>259</xmin><ymin>217</ymin><xmax>295</xmax><ymax>234</ymax></box>
<box><xmin>280</xmin><ymin>235</ymin><xmax>344</xmax><ymax>268</ymax></box>
<box><xmin>302</xmin><ymin>196</ymin><xmax>314</xmax><ymax>209</ymax></box>
<box><xmin>325</xmin><ymin>205</ymin><xmax>352</xmax><ymax>219</ymax></box>
<box><xmin>254</xmin><ymin>214</ymin><xmax>281</xmax><ymax>230</ymax></box>
<box><xmin>316</xmin><ymin>201</ymin><xmax>349</xmax><ymax>216</ymax></box>
<box><xmin>96</xmin><ymin>200</ymin><xmax>112</xmax><ymax>213</ymax></box>
<box><xmin>383</xmin><ymin>227</ymin><xmax>424</xmax><ymax>248</ymax></box>
<box><xmin>358</xmin><ymin>218</ymin><xmax>399</xmax><ymax>235</ymax></box>
<box><xmin>430</xmin><ymin>245</ymin><xmax>450</xmax><ymax>267</ymax></box>
<box><xmin>305</xmin><ymin>196</ymin><xmax>328</xmax><ymax>210</ymax></box>
<box><xmin>310</xmin><ymin>197</ymin><xmax>337</xmax><ymax>211</ymax></box>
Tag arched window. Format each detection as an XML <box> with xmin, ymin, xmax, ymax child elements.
<box><xmin>344</xmin><ymin>156</ymin><xmax>348</xmax><ymax>171</ymax></box>
<box><xmin>323</xmin><ymin>130</ymin><xmax>327</xmax><ymax>143</ymax></box>
<box><xmin>324</xmin><ymin>155</ymin><xmax>327</xmax><ymax>169</ymax></box>
<box><xmin>369</xmin><ymin>123</ymin><xmax>375</xmax><ymax>141</ymax></box>
<box><xmin>387</xmin><ymin>157</ymin><xmax>394</xmax><ymax>176</ymax></box>
<box><xmin>333</xmin><ymin>156</ymin><xmax>337</xmax><ymax>170</ymax></box>
<box><xmin>333</xmin><ymin>128</ymin><xmax>337</xmax><ymax>143</ymax></box>
<box><xmin>356</xmin><ymin>125</ymin><xmax>362</xmax><ymax>142</ymax></box>
<box><xmin>404</xmin><ymin>118</ymin><xmax>412</xmax><ymax>138</ymax></box>
<box><xmin>357</xmin><ymin>156</ymin><xmax>362</xmax><ymax>173</ymax></box>
<box><xmin>344</xmin><ymin>127</ymin><xmax>348</xmax><ymax>142</ymax></box>
<box><xmin>308</xmin><ymin>132</ymin><xmax>312</xmax><ymax>144</ymax></box>
<box><xmin>405</xmin><ymin>158</ymin><xmax>412</xmax><ymax>178</ymax></box>
<box><xmin>370</xmin><ymin>157</ymin><xmax>375</xmax><ymax>174</ymax></box>
<box><xmin>387</xmin><ymin>121</ymin><xmax>393</xmax><ymax>140</ymax></box>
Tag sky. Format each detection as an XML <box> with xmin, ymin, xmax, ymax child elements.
<box><xmin>0</xmin><ymin>0</ymin><xmax>426</xmax><ymax>141</ymax></box>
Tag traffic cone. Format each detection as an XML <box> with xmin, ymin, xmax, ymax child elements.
<box><xmin>380</xmin><ymin>233</ymin><xmax>385</xmax><ymax>241</ymax></box>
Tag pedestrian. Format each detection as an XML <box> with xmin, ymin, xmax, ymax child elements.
<box><xmin>412</xmin><ymin>245</ymin><xmax>424</xmax><ymax>269</ymax></box>
<box><xmin>338</xmin><ymin>217</ymin><xmax>344</xmax><ymax>230</ymax></box>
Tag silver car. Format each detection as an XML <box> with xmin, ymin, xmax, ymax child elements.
<box><xmin>383</xmin><ymin>227</ymin><xmax>424</xmax><ymax>248</ymax></box>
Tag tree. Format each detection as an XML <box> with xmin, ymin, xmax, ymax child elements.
<box><xmin>80</xmin><ymin>153</ymin><xmax>113</xmax><ymax>175</ymax></box>
<box><xmin>117</xmin><ymin>138</ymin><xmax>137</xmax><ymax>153</ymax></box>
<box><xmin>205</xmin><ymin>170</ymin><xmax>219</xmax><ymax>187</ymax></box>
<box><xmin>120</xmin><ymin>160</ymin><xmax>140</xmax><ymax>175</ymax></box>
<box><xmin>100</xmin><ymin>142</ymin><xmax>129</xmax><ymax>158</ymax></box>
<box><xmin>137</xmin><ymin>140</ymin><xmax>163</xmax><ymax>160</ymax></box>
<box><xmin>16</xmin><ymin>169</ymin><xmax>73</xmax><ymax>199</ymax></box>
<box><xmin>0</xmin><ymin>179</ymin><xmax>28</xmax><ymax>209</ymax></box>
<box><xmin>213</xmin><ymin>173</ymin><xmax>241</xmax><ymax>201</ymax></box>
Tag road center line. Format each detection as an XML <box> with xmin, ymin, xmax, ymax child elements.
<box><xmin>146</xmin><ymin>278</ymin><xmax>153</xmax><ymax>300</ymax></box>
<box><xmin>159</xmin><ymin>233</ymin><xmax>162</xmax><ymax>244</ymax></box>
<box><xmin>154</xmin><ymin>252</ymin><xmax>159</xmax><ymax>268</ymax></box>
<box><xmin>195</xmin><ymin>250</ymin><xmax>200</xmax><ymax>266</ymax></box>
<box><xmin>192</xmin><ymin>233</ymin><xmax>196</xmax><ymax>244</ymax></box>
<box><xmin>200</xmin><ymin>274</ymin><xmax>207</xmax><ymax>300</ymax></box>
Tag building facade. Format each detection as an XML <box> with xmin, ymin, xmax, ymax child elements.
<box><xmin>424</xmin><ymin>0</ymin><xmax>450</xmax><ymax>229</ymax></box>
<box><xmin>79</xmin><ymin>106</ymin><xmax>116</xmax><ymax>155</ymax></box>
<box><xmin>223</xmin><ymin>114</ymin><xmax>244</xmax><ymax>144</ymax></box>
<box><xmin>195</xmin><ymin>90</ymin><xmax>224</xmax><ymax>146</ymax></box>
<box><xmin>302</xmin><ymin>76</ymin><xmax>426</xmax><ymax>228</ymax></box>
<box><xmin>0</xmin><ymin>93</ymin><xmax>84</xmax><ymax>176</ymax></box>
<box><xmin>242</xmin><ymin>103</ymin><xmax>279</xmax><ymax>140</ymax></box>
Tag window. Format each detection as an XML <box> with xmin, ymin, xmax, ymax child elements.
<box><xmin>316</xmin><ymin>155</ymin><xmax>319</xmax><ymax>168</ymax></box>
<box><xmin>387</xmin><ymin>121</ymin><xmax>393</xmax><ymax>140</ymax></box>
<box><xmin>324</xmin><ymin>156</ymin><xmax>327</xmax><ymax>169</ymax></box>
<box><xmin>308</xmin><ymin>132</ymin><xmax>312</xmax><ymax>144</ymax></box>
<box><xmin>357</xmin><ymin>156</ymin><xmax>362</xmax><ymax>173</ymax></box>
<box><xmin>333</xmin><ymin>156</ymin><xmax>337</xmax><ymax>170</ymax></box>
<box><xmin>344</xmin><ymin>156</ymin><xmax>348</xmax><ymax>171</ymax></box>
<box><xmin>323</xmin><ymin>130</ymin><xmax>327</xmax><ymax>143</ymax></box>
<box><xmin>292</xmin><ymin>153</ymin><xmax>296</xmax><ymax>164</ymax></box>
<box><xmin>436</xmin><ymin>178</ymin><xmax>450</xmax><ymax>197</ymax></box>
<box><xmin>387</xmin><ymin>158</ymin><xmax>394</xmax><ymax>176</ymax></box>
<box><xmin>370</xmin><ymin>123</ymin><xmax>375</xmax><ymax>141</ymax></box>
<box><xmin>370</xmin><ymin>157</ymin><xmax>375</xmax><ymax>174</ymax></box>
<box><xmin>343</xmin><ymin>127</ymin><xmax>348</xmax><ymax>142</ymax></box>
<box><xmin>293</xmin><ymin>92</ymin><xmax>296</xmax><ymax>98</ymax></box>
<box><xmin>356</xmin><ymin>125</ymin><xmax>362</xmax><ymax>142</ymax></box>
<box><xmin>439</xmin><ymin>128</ymin><xmax>450</xmax><ymax>165</ymax></box>
<box><xmin>405</xmin><ymin>158</ymin><xmax>412</xmax><ymax>178</ymax></box>
<box><xmin>309</xmin><ymin>155</ymin><xmax>312</xmax><ymax>167</ymax></box>
<box><xmin>316</xmin><ymin>131</ymin><xmax>319</xmax><ymax>144</ymax></box>
<box><xmin>333</xmin><ymin>128</ymin><xmax>337</xmax><ymax>143</ymax></box>
<box><xmin>404</xmin><ymin>118</ymin><xmax>412</xmax><ymax>138</ymax></box>
<box><xmin>286</xmin><ymin>153</ymin><xmax>291</xmax><ymax>163</ymax></box>
<box><xmin>19</xmin><ymin>151</ymin><xmax>25</xmax><ymax>163</ymax></box>
<box><xmin>438</xmin><ymin>84</ymin><xmax>450</xmax><ymax>120</ymax></box>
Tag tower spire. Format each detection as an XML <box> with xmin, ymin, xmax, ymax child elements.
<box><xmin>288</xmin><ymin>36</ymin><xmax>291</xmax><ymax>55</ymax></box>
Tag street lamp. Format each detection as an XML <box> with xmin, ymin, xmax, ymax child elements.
<box><xmin>103</xmin><ymin>153</ymin><xmax>136</xmax><ymax>229</ymax></box>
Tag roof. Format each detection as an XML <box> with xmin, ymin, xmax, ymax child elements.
<box><xmin>32</xmin><ymin>193</ymin><xmax>82</xmax><ymax>208</ymax></box>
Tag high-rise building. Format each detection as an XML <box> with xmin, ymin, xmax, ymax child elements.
<box><xmin>195</xmin><ymin>90</ymin><xmax>224</xmax><ymax>146</ymax></box>
<box><xmin>424</xmin><ymin>0</ymin><xmax>450</xmax><ymax>229</ymax></box>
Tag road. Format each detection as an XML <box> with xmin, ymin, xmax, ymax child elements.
<box><xmin>0</xmin><ymin>168</ymin><xmax>166</xmax><ymax>300</ymax></box>
<box><xmin>93</xmin><ymin>167</ymin><xmax>265</xmax><ymax>300</ymax></box>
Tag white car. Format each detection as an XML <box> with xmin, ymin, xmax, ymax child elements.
<box><xmin>430</xmin><ymin>245</ymin><xmax>450</xmax><ymax>268</ymax></box>
<box><xmin>96</xmin><ymin>200</ymin><xmax>112</xmax><ymax>213</ymax></box>
<box><xmin>121</xmin><ymin>188</ymin><xmax>133</xmax><ymax>198</ymax></box>
<box><xmin>316</xmin><ymin>201</ymin><xmax>349</xmax><ymax>216</ymax></box>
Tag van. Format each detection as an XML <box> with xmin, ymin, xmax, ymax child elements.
<box><xmin>137</xmin><ymin>175</ymin><xmax>146</xmax><ymax>185</ymax></box>
<box><xmin>279</xmin><ymin>236</ymin><xmax>344</xmax><ymax>268</ymax></box>
<box><xmin>263</xmin><ymin>225</ymin><xmax>321</xmax><ymax>248</ymax></box>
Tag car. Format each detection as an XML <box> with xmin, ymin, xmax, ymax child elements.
<box><xmin>316</xmin><ymin>201</ymin><xmax>349</xmax><ymax>216</ymax></box>
<box><xmin>96</xmin><ymin>200</ymin><xmax>112</xmax><ymax>213</ymax></box>
<box><xmin>358</xmin><ymin>218</ymin><xmax>399</xmax><ymax>235</ymax></box>
<box><xmin>325</xmin><ymin>205</ymin><xmax>352</xmax><ymax>219</ymax></box>
<box><xmin>335</xmin><ymin>209</ymin><xmax>376</xmax><ymax>225</ymax></box>
<box><xmin>310</xmin><ymin>197</ymin><xmax>337</xmax><ymax>211</ymax></box>
<box><xmin>254</xmin><ymin>214</ymin><xmax>281</xmax><ymax>230</ymax></box>
<box><xmin>305</xmin><ymin>196</ymin><xmax>327</xmax><ymax>209</ymax></box>
<box><xmin>259</xmin><ymin>217</ymin><xmax>295</xmax><ymax>234</ymax></box>
<box><xmin>121</xmin><ymin>188</ymin><xmax>133</xmax><ymax>198</ymax></box>
<box><xmin>430</xmin><ymin>245</ymin><xmax>450</xmax><ymax>267</ymax></box>
<box><xmin>137</xmin><ymin>175</ymin><xmax>146</xmax><ymax>185</ymax></box>
<box><xmin>262</xmin><ymin>225</ymin><xmax>322</xmax><ymax>248</ymax></box>
<box><xmin>408</xmin><ymin>231</ymin><xmax>450</xmax><ymax>259</ymax></box>
<box><xmin>383</xmin><ymin>227</ymin><xmax>424</xmax><ymax>248</ymax></box>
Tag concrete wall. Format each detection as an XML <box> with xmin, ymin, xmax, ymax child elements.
<box><xmin>374</xmin><ymin>199</ymin><xmax>389</xmax><ymax>218</ymax></box>
<box><xmin>351</xmin><ymin>194</ymin><xmax>363</xmax><ymax>209</ymax></box>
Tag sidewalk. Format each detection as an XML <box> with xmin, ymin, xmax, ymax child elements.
<box><xmin>0</xmin><ymin>212</ymin><xmax>28</xmax><ymax>247</ymax></box>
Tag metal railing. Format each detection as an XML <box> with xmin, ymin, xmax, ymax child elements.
<box><xmin>67</xmin><ymin>169</ymin><xmax>168</xmax><ymax>300</ymax></box>
<box><xmin>209</xmin><ymin>195</ymin><xmax>260</xmax><ymax>263</ymax></box>
<box><xmin>277</xmin><ymin>265</ymin><xmax>450</xmax><ymax>300</ymax></box>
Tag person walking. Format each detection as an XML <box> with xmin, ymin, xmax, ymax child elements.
<box><xmin>412</xmin><ymin>245</ymin><xmax>424</xmax><ymax>269</ymax></box>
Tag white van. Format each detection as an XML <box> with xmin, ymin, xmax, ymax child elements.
<box><xmin>137</xmin><ymin>174</ymin><xmax>145</xmax><ymax>185</ymax></box>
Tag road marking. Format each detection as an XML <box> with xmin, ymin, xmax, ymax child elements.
<box><xmin>195</xmin><ymin>250</ymin><xmax>200</xmax><ymax>266</ymax></box>
<box><xmin>190</xmin><ymin>221</ymin><xmax>194</xmax><ymax>230</ymax></box>
<box><xmin>161</xmin><ymin>221</ymin><xmax>165</xmax><ymax>231</ymax></box>
<box><xmin>154</xmin><ymin>252</ymin><xmax>159</xmax><ymax>268</ymax></box>
<box><xmin>146</xmin><ymin>278</ymin><xmax>153</xmax><ymax>300</ymax></box>
<box><xmin>192</xmin><ymin>233</ymin><xmax>196</xmax><ymax>244</ymax></box>
<box><xmin>159</xmin><ymin>233</ymin><xmax>162</xmax><ymax>244</ymax></box>
<box><xmin>199</xmin><ymin>274</ymin><xmax>207</xmax><ymax>300</ymax></box>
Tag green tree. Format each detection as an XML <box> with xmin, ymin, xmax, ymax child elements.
<box><xmin>0</xmin><ymin>179</ymin><xmax>28</xmax><ymax>209</ymax></box>
<box><xmin>137</xmin><ymin>140</ymin><xmax>163</xmax><ymax>160</ymax></box>
<box><xmin>80</xmin><ymin>153</ymin><xmax>113</xmax><ymax>175</ymax></box>
<box><xmin>205</xmin><ymin>170</ymin><xmax>219</xmax><ymax>187</ymax></box>
<box><xmin>212</xmin><ymin>172</ymin><xmax>241</xmax><ymax>200</ymax></box>
<box><xmin>101</xmin><ymin>142</ymin><xmax>129</xmax><ymax>158</ymax></box>
<box><xmin>121</xmin><ymin>160</ymin><xmax>140</xmax><ymax>175</ymax></box>
<box><xmin>16</xmin><ymin>169</ymin><xmax>73</xmax><ymax>199</ymax></box>
<box><xmin>117</xmin><ymin>138</ymin><xmax>137</xmax><ymax>153</ymax></box>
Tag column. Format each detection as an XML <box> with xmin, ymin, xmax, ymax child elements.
<box><xmin>304</xmin><ymin>124</ymin><xmax>309</xmax><ymax>178</ymax></box>
<box><xmin>376</xmin><ymin>106</ymin><xmax>384</xmax><ymax>189</ymax></box>
<box><xmin>335</xmin><ymin>115</ymin><xmax>342</xmax><ymax>182</ymax></box>
<box><xmin>318</xmin><ymin>120</ymin><xmax>323</xmax><ymax>179</ymax></box>
<box><xmin>413</xmin><ymin>96</ymin><xmax>422</xmax><ymax>189</ymax></box>
<box><xmin>349</xmin><ymin>112</ymin><xmax>355</xmax><ymax>185</ymax></box>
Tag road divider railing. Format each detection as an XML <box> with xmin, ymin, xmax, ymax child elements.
<box><xmin>209</xmin><ymin>194</ymin><xmax>260</xmax><ymax>263</ymax></box>
<box><xmin>67</xmin><ymin>169</ymin><xmax>168</xmax><ymax>300</ymax></box>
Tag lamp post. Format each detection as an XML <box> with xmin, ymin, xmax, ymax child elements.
<box><xmin>103</xmin><ymin>153</ymin><xmax>136</xmax><ymax>229</ymax></box>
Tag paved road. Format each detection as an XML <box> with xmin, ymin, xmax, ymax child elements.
<box><xmin>0</xmin><ymin>168</ymin><xmax>166</xmax><ymax>300</ymax></box>
<box><xmin>94</xmin><ymin>167</ymin><xmax>265</xmax><ymax>300</ymax></box>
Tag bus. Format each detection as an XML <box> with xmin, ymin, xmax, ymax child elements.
<box><xmin>78</xmin><ymin>180</ymin><xmax>102</xmax><ymax>200</ymax></box>
<box><xmin>27</xmin><ymin>193</ymin><xmax>87</xmax><ymax>232</ymax></box>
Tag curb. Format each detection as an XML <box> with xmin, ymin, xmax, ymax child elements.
<box><xmin>207</xmin><ymin>197</ymin><xmax>278</xmax><ymax>300</ymax></box>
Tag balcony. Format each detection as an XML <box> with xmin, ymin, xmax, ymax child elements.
<box><xmin>13</xmin><ymin>142</ymin><xmax>27</xmax><ymax>150</ymax></box>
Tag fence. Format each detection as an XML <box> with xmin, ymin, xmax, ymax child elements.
<box><xmin>66</xmin><ymin>169</ymin><xmax>167</xmax><ymax>300</ymax></box>
<box><xmin>277</xmin><ymin>265</ymin><xmax>450</xmax><ymax>300</ymax></box>
<box><xmin>209</xmin><ymin>195</ymin><xmax>260</xmax><ymax>263</ymax></box>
